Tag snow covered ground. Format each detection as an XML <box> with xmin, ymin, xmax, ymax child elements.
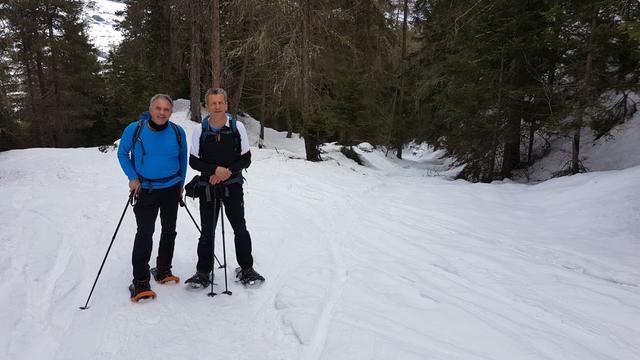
<box><xmin>1</xmin><ymin>103</ymin><xmax>639</xmax><ymax>360</ymax></box>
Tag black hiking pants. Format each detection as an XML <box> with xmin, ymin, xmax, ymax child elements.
<box><xmin>197</xmin><ymin>183</ymin><xmax>253</xmax><ymax>273</ymax></box>
<box><xmin>132</xmin><ymin>184</ymin><xmax>180</xmax><ymax>281</ymax></box>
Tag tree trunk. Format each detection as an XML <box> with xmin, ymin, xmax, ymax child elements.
<box><xmin>169</xmin><ymin>5</ymin><xmax>182</xmax><ymax>73</ymax></box>
<box><xmin>487</xmin><ymin>55</ymin><xmax>505</xmax><ymax>182</ymax></box>
<box><xmin>572</xmin><ymin>62</ymin><xmax>593</xmax><ymax>175</ymax></box>
<box><xmin>401</xmin><ymin>0</ymin><xmax>409</xmax><ymax>58</ymax></box>
<box><xmin>259</xmin><ymin>78</ymin><xmax>267</xmax><ymax>148</ymax></box>
<box><xmin>286</xmin><ymin>104</ymin><xmax>293</xmax><ymax>138</ymax></box>
<box><xmin>301</xmin><ymin>0</ymin><xmax>321</xmax><ymax>161</ymax></box>
<box><xmin>35</xmin><ymin>48</ymin><xmax>53</xmax><ymax>147</ymax></box>
<box><xmin>46</xmin><ymin>6</ymin><xmax>62</xmax><ymax>146</ymax></box>
<box><xmin>20</xmin><ymin>29</ymin><xmax>38</xmax><ymax>147</ymax></box>
<box><xmin>211</xmin><ymin>0</ymin><xmax>221</xmax><ymax>88</ymax></box>
<box><xmin>189</xmin><ymin>0</ymin><xmax>202</xmax><ymax>123</ymax></box>
<box><xmin>572</xmin><ymin>14</ymin><xmax>596</xmax><ymax>174</ymax></box>
<box><xmin>527</xmin><ymin>118</ymin><xmax>536</xmax><ymax>164</ymax></box>
<box><xmin>501</xmin><ymin>106</ymin><xmax>521</xmax><ymax>177</ymax></box>
<box><xmin>571</xmin><ymin>122</ymin><xmax>581</xmax><ymax>174</ymax></box>
<box><xmin>501</xmin><ymin>59</ymin><xmax>522</xmax><ymax>178</ymax></box>
<box><xmin>394</xmin><ymin>0</ymin><xmax>410</xmax><ymax>159</ymax></box>
<box><xmin>232</xmin><ymin>49</ymin><xmax>249</xmax><ymax>117</ymax></box>
<box><xmin>24</xmin><ymin>60</ymin><xmax>38</xmax><ymax>146</ymax></box>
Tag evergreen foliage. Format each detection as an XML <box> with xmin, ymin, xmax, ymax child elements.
<box><xmin>0</xmin><ymin>0</ymin><xmax>104</xmax><ymax>148</ymax></box>
<box><xmin>412</xmin><ymin>0</ymin><xmax>640</xmax><ymax>181</ymax></box>
<box><xmin>1</xmin><ymin>0</ymin><xmax>639</xmax><ymax>182</ymax></box>
<box><xmin>103</xmin><ymin>0</ymin><xmax>190</xmax><ymax>135</ymax></box>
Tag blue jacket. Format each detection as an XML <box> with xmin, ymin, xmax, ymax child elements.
<box><xmin>117</xmin><ymin>114</ymin><xmax>188</xmax><ymax>190</ymax></box>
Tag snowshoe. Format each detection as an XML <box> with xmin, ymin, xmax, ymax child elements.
<box><xmin>150</xmin><ymin>267</ymin><xmax>180</xmax><ymax>284</ymax></box>
<box><xmin>184</xmin><ymin>271</ymin><xmax>212</xmax><ymax>289</ymax></box>
<box><xmin>129</xmin><ymin>279</ymin><xmax>156</xmax><ymax>302</ymax></box>
<box><xmin>235</xmin><ymin>267</ymin><xmax>265</xmax><ymax>287</ymax></box>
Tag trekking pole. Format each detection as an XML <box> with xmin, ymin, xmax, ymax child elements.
<box><xmin>219</xmin><ymin>200</ymin><xmax>232</xmax><ymax>296</ymax></box>
<box><xmin>207</xmin><ymin>193</ymin><xmax>219</xmax><ymax>298</ymax></box>
<box><xmin>179</xmin><ymin>199</ymin><xmax>223</xmax><ymax>268</ymax></box>
<box><xmin>79</xmin><ymin>191</ymin><xmax>134</xmax><ymax>310</ymax></box>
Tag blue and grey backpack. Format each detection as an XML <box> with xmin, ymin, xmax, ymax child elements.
<box><xmin>130</xmin><ymin>112</ymin><xmax>183</xmax><ymax>185</ymax></box>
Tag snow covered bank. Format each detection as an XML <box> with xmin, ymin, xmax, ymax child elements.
<box><xmin>523</xmin><ymin>94</ymin><xmax>640</xmax><ymax>182</ymax></box>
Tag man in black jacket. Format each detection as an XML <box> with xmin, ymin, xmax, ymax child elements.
<box><xmin>185</xmin><ymin>87</ymin><xmax>264</xmax><ymax>288</ymax></box>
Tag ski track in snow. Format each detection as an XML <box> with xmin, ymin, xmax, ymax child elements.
<box><xmin>1</xmin><ymin>113</ymin><xmax>640</xmax><ymax>360</ymax></box>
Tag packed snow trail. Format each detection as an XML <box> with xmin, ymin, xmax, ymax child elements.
<box><xmin>1</xmin><ymin>110</ymin><xmax>639</xmax><ymax>360</ymax></box>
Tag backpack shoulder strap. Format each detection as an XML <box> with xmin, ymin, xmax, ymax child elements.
<box><xmin>132</xmin><ymin>119</ymin><xmax>144</xmax><ymax>145</ymax></box>
<box><xmin>132</xmin><ymin>111</ymin><xmax>152</xmax><ymax>146</ymax></box>
<box><xmin>201</xmin><ymin>115</ymin><xmax>210</xmax><ymax>132</ymax></box>
<box><xmin>228</xmin><ymin>114</ymin><xmax>238</xmax><ymax>134</ymax></box>
<box><xmin>227</xmin><ymin>113</ymin><xmax>242</xmax><ymax>154</ymax></box>
<box><xmin>130</xmin><ymin>118</ymin><xmax>146</xmax><ymax>167</ymax></box>
<box><xmin>199</xmin><ymin>115</ymin><xmax>211</xmax><ymax>157</ymax></box>
<box><xmin>169</xmin><ymin>121</ymin><xmax>181</xmax><ymax>147</ymax></box>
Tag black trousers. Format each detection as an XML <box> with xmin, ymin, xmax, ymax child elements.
<box><xmin>132</xmin><ymin>184</ymin><xmax>180</xmax><ymax>280</ymax></box>
<box><xmin>197</xmin><ymin>183</ymin><xmax>253</xmax><ymax>273</ymax></box>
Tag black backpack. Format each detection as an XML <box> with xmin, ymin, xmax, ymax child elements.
<box><xmin>185</xmin><ymin>113</ymin><xmax>244</xmax><ymax>199</ymax></box>
<box><xmin>198</xmin><ymin>113</ymin><xmax>241</xmax><ymax>156</ymax></box>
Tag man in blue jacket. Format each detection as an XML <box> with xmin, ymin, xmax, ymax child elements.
<box><xmin>117</xmin><ymin>94</ymin><xmax>188</xmax><ymax>301</ymax></box>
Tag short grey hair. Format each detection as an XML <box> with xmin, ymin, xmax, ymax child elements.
<box><xmin>204</xmin><ymin>88</ymin><xmax>228</xmax><ymax>104</ymax></box>
<box><xmin>149</xmin><ymin>94</ymin><xmax>173</xmax><ymax>107</ymax></box>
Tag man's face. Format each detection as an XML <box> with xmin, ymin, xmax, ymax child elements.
<box><xmin>206</xmin><ymin>94</ymin><xmax>228</xmax><ymax>116</ymax></box>
<box><xmin>149</xmin><ymin>98</ymin><xmax>172</xmax><ymax>125</ymax></box>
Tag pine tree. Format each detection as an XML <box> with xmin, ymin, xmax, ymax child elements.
<box><xmin>1</xmin><ymin>0</ymin><xmax>105</xmax><ymax>148</ymax></box>
<box><xmin>189</xmin><ymin>0</ymin><xmax>204</xmax><ymax>123</ymax></box>
<box><xmin>0</xmin><ymin>13</ymin><xmax>16</xmax><ymax>150</ymax></box>
<box><xmin>105</xmin><ymin>0</ymin><xmax>190</xmax><ymax>131</ymax></box>
<box><xmin>549</xmin><ymin>0</ymin><xmax>640</xmax><ymax>175</ymax></box>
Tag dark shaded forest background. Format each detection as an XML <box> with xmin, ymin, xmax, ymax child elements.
<box><xmin>1</xmin><ymin>0</ymin><xmax>639</xmax><ymax>182</ymax></box>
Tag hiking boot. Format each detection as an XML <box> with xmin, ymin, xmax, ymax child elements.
<box><xmin>184</xmin><ymin>271</ymin><xmax>212</xmax><ymax>288</ymax></box>
<box><xmin>150</xmin><ymin>267</ymin><xmax>180</xmax><ymax>284</ymax></box>
<box><xmin>129</xmin><ymin>279</ymin><xmax>156</xmax><ymax>302</ymax></box>
<box><xmin>235</xmin><ymin>267</ymin><xmax>265</xmax><ymax>287</ymax></box>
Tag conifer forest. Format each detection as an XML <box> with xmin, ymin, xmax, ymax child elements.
<box><xmin>1</xmin><ymin>0</ymin><xmax>639</xmax><ymax>182</ymax></box>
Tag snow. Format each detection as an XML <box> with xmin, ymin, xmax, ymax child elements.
<box><xmin>1</xmin><ymin>103</ymin><xmax>639</xmax><ymax>360</ymax></box>
<box><xmin>83</xmin><ymin>0</ymin><xmax>127</xmax><ymax>61</ymax></box>
<box><xmin>523</xmin><ymin>94</ymin><xmax>640</xmax><ymax>182</ymax></box>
